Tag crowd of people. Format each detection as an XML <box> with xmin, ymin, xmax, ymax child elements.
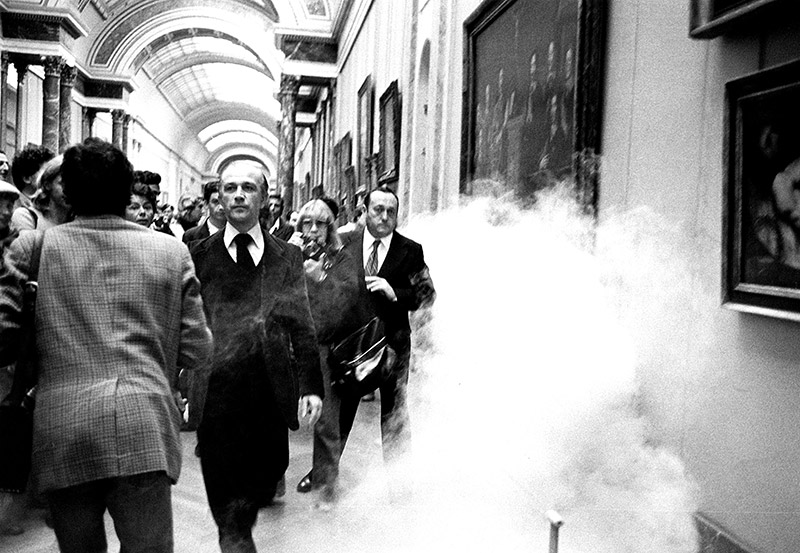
<box><xmin>0</xmin><ymin>137</ymin><xmax>435</xmax><ymax>553</ymax></box>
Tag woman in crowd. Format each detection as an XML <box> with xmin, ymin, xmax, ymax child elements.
<box><xmin>11</xmin><ymin>156</ymin><xmax>71</xmax><ymax>232</ymax></box>
<box><xmin>124</xmin><ymin>182</ymin><xmax>158</xmax><ymax>227</ymax></box>
<box><xmin>288</xmin><ymin>198</ymin><xmax>370</xmax><ymax>509</ymax></box>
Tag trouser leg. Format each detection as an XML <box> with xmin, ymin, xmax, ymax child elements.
<box><xmin>47</xmin><ymin>480</ymin><xmax>109</xmax><ymax>553</ymax></box>
<box><xmin>187</xmin><ymin>370</ymin><xmax>210</xmax><ymax>430</ymax></box>
<box><xmin>312</xmin><ymin>346</ymin><xmax>343</xmax><ymax>489</ymax></box>
<box><xmin>380</xmin><ymin>337</ymin><xmax>412</xmax><ymax>465</ymax></box>
<box><xmin>337</xmin><ymin>387</ymin><xmax>361</xmax><ymax>456</ymax></box>
<box><xmin>106</xmin><ymin>471</ymin><xmax>174</xmax><ymax>553</ymax></box>
<box><xmin>201</xmin><ymin>457</ymin><xmax>258</xmax><ymax>553</ymax></box>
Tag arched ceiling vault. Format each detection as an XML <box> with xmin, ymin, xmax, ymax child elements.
<box><xmin>76</xmin><ymin>0</ymin><xmax>340</xmax><ymax>172</ymax></box>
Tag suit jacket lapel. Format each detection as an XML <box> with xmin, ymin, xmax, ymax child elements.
<box><xmin>378</xmin><ymin>233</ymin><xmax>406</xmax><ymax>278</ymax></box>
<box><xmin>259</xmin><ymin>231</ymin><xmax>289</xmax><ymax>318</ymax></box>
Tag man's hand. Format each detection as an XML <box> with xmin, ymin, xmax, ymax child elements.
<box><xmin>173</xmin><ymin>391</ymin><xmax>187</xmax><ymax>421</ymax></box>
<box><xmin>365</xmin><ymin>276</ymin><xmax>397</xmax><ymax>302</ymax></box>
<box><xmin>298</xmin><ymin>394</ymin><xmax>323</xmax><ymax>427</ymax></box>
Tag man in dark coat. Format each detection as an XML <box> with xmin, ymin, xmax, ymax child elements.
<box><xmin>335</xmin><ymin>185</ymin><xmax>434</xmax><ymax>496</ymax></box>
<box><xmin>190</xmin><ymin>161</ymin><xmax>323</xmax><ymax>553</ymax></box>
<box><xmin>266</xmin><ymin>193</ymin><xmax>294</xmax><ymax>240</ymax></box>
<box><xmin>182</xmin><ymin>179</ymin><xmax>226</xmax><ymax>248</ymax></box>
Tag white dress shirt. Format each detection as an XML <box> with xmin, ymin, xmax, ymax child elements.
<box><xmin>206</xmin><ymin>219</ymin><xmax>222</xmax><ymax>235</ymax></box>
<box><xmin>223</xmin><ymin>222</ymin><xmax>264</xmax><ymax>265</ymax></box>
<box><xmin>363</xmin><ymin>228</ymin><xmax>393</xmax><ymax>274</ymax></box>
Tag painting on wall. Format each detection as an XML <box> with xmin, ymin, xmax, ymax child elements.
<box><xmin>378</xmin><ymin>80</ymin><xmax>401</xmax><ymax>184</ymax></box>
<box><xmin>461</xmin><ymin>0</ymin><xmax>606</xmax><ymax>211</ymax></box>
<box><xmin>723</xmin><ymin>59</ymin><xmax>800</xmax><ymax>321</ymax></box>
<box><xmin>690</xmin><ymin>0</ymin><xmax>788</xmax><ymax>39</ymax></box>
<box><xmin>357</xmin><ymin>75</ymin><xmax>374</xmax><ymax>191</ymax></box>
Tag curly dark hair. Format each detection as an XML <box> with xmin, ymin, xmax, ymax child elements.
<box><xmin>11</xmin><ymin>144</ymin><xmax>54</xmax><ymax>188</ymax></box>
<box><xmin>133</xmin><ymin>170</ymin><xmax>162</xmax><ymax>186</ymax></box>
<box><xmin>130</xmin><ymin>181</ymin><xmax>157</xmax><ymax>210</ymax></box>
<box><xmin>62</xmin><ymin>138</ymin><xmax>133</xmax><ymax>217</ymax></box>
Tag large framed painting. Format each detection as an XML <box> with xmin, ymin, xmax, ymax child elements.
<box><xmin>461</xmin><ymin>0</ymin><xmax>606</xmax><ymax>212</ymax></box>
<box><xmin>378</xmin><ymin>80</ymin><xmax>401</xmax><ymax>184</ymax></box>
<box><xmin>690</xmin><ymin>0</ymin><xmax>790</xmax><ymax>39</ymax></box>
<box><xmin>357</xmin><ymin>75</ymin><xmax>374</xmax><ymax>190</ymax></box>
<box><xmin>723</xmin><ymin>59</ymin><xmax>800</xmax><ymax>322</ymax></box>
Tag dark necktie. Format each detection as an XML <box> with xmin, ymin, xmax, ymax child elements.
<box><xmin>233</xmin><ymin>233</ymin><xmax>255</xmax><ymax>270</ymax></box>
<box><xmin>365</xmin><ymin>239</ymin><xmax>380</xmax><ymax>276</ymax></box>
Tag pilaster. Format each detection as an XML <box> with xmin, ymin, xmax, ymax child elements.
<box><xmin>42</xmin><ymin>56</ymin><xmax>63</xmax><ymax>153</ymax></box>
<box><xmin>277</xmin><ymin>74</ymin><xmax>299</xmax><ymax>209</ymax></box>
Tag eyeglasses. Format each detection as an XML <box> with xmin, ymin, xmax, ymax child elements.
<box><xmin>301</xmin><ymin>219</ymin><xmax>330</xmax><ymax>229</ymax></box>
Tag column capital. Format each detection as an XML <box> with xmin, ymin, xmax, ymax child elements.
<box><xmin>111</xmin><ymin>109</ymin><xmax>126</xmax><ymax>123</ymax></box>
<box><xmin>1</xmin><ymin>52</ymin><xmax>9</xmax><ymax>70</ymax></box>
<box><xmin>43</xmin><ymin>56</ymin><xmax>64</xmax><ymax>77</ymax></box>
<box><xmin>60</xmin><ymin>64</ymin><xmax>77</xmax><ymax>86</ymax></box>
<box><xmin>13</xmin><ymin>61</ymin><xmax>28</xmax><ymax>83</ymax></box>
<box><xmin>278</xmin><ymin>74</ymin><xmax>300</xmax><ymax>100</ymax></box>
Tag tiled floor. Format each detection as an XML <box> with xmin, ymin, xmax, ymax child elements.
<box><xmin>2</xmin><ymin>398</ymin><xmax>389</xmax><ymax>553</ymax></box>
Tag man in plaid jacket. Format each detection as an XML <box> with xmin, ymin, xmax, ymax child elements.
<box><xmin>0</xmin><ymin>138</ymin><xmax>212</xmax><ymax>552</ymax></box>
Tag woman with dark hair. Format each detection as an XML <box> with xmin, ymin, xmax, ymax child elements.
<box><xmin>125</xmin><ymin>182</ymin><xmax>158</xmax><ymax>227</ymax></box>
<box><xmin>11</xmin><ymin>155</ymin><xmax>71</xmax><ymax>231</ymax></box>
<box><xmin>288</xmin><ymin>198</ymin><xmax>371</xmax><ymax>509</ymax></box>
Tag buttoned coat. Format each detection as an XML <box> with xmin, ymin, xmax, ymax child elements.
<box><xmin>190</xmin><ymin>229</ymin><xmax>322</xmax><ymax>430</ymax></box>
<box><xmin>0</xmin><ymin>217</ymin><xmax>212</xmax><ymax>492</ymax></box>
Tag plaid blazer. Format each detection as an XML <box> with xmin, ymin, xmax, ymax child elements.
<box><xmin>0</xmin><ymin>216</ymin><xmax>212</xmax><ymax>491</ymax></box>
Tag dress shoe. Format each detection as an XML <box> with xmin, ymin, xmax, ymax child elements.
<box><xmin>296</xmin><ymin>471</ymin><xmax>313</xmax><ymax>493</ymax></box>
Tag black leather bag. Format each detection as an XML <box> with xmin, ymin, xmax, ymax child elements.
<box><xmin>328</xmin><ymin>317</ymin><xmax>395</xmax><ymax>396</ymax></box>
<box><xmin>0</xmin><ymin>234</ymin><xmax>44</xmax><ymax>494</ymax></box>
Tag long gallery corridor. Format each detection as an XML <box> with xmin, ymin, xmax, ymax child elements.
<box><xmin>2</xmin><ymin>1</ymin><xmax>800</xmax><ymax>552</ymax></box>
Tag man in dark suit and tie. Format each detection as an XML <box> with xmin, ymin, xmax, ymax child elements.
<box><xmin>266</xmin><ymin>193</ymin><xmax>295</xmax><ymax>240</ymax></box>
<box><xmin>336</xmin><ymin>185</ymin><xmax>435</xmax><ymax>496</ymax></box>
<box><xmin>190</xmin><ymin>161</ymin><xmax>323</xmax><ymax>552</ymax></box>
<box><xmin>182</xmin><ymin>179</ymin><xmax>226</xmax><ymax>248</ymax></box>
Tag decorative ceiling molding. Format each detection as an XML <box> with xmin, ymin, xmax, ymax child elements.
<box><xmin>207</xmin><ymin>145</ymin><xmax>277</xmax><ymax>177</ymax></box>
<box><xmin>148</xmin><ymin>53</ymin><xmax>271</xmax><ymax>85</ymax></box>
<box><xmin>199</xmin><ymin>120</ymin><xmax>278</xmax><ymax>147</ymax></box>
<box><xmin>0</xmin><ymin>11</ymin><xmax>88</xmax><ymax>41</ymax></box>
<box><xmin>185</xmin><ymin>101</ymin><xmax>279</xmax><ymax>136</ymax></box>
<box><xmin>89</xmin><ymin>0</ymin><xmax>277</xmax><ymax>70</ymax></box>
<box><xmin>277</xmin><ymin>34</ymin><xmax>337</xmax><ymax>64</ymax></box>
<box><xmin>132</xmin><ymin>27</ymin><xmax>271</xmax><ymax>75</ymax></box>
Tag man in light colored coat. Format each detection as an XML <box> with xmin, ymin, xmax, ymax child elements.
<box><xmin>0</xmin><ymin>138</ymin><xmax>212</xmax><ymax>552</ymax></box>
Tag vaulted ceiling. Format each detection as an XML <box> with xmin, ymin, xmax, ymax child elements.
<box><xmin>41</xmin><ymin>0</ymin><xmax>345</xmax><ymax>174</ymax></box>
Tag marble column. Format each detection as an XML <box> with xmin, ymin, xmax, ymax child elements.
<box><xmin>81</xmin><ymin>107</ymin><xmax>96</xmax><ymax>141</ymax></box>
<box><xmin>42</xmin><ymin>56</ymin><xmax>63</xmax><ymax>154</ymax></box>
<box><xmin>122</xmin><ymin>114</ymin><xmax>130</xmax><ymax>155</ymax></box>
<box><xmin>111</xmin><ymin>109</ymin><xmax>125</xmax><ymax>150</ymax></box>
<box><xmin>14</xmin><ymin>62</ymin><xmax>28</xmax><ymax>150</ymax></box>
<box><xmin>58</xmin><ymin>64</ymin><xmax>77</xmax><ymax>152</ymax></box>
<box><xmin>0</xmin><ymin>53</ymin><xmax>9</xmax><ymax>150</ymax></box>
<box><xmin>276</xmin><ymin>74</ymin><xmax>299</xmax><ymax>210</ymax></box>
